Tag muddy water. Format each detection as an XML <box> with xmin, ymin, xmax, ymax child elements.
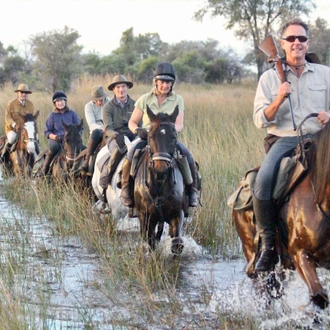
<box><xmin>1</xmin><ymin>169</ymin><xmax>330</xmax><ymax>329</ymax></box>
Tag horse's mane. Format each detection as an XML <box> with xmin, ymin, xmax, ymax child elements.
<box><xmin>309</xmin><ymin>122</ymin><xmax>330</xmax><ymax>205</ymax></box>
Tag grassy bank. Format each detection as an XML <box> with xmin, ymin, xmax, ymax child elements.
<box><xmin>0</xmin><ymin>76</ymin><xmax>269</xmax><ymax>328</ymax></box>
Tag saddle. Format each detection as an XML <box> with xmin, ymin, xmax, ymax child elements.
<box><xmin>228</xmin><ymin>148</ymin><xmax>309</xmax><ymax>211</ymax></box>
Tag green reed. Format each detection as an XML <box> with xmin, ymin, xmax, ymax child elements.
<box><xmin>0</xmin><ymin>77</ymin><xmax>273</xmax><ymax>328</ymax></box>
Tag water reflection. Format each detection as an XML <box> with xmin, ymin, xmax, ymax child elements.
<box><xmin>1</xmin><ymin>165</ymin><xmax>330</xmax><ymax>329</ymax></box>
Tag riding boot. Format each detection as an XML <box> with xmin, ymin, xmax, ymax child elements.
<box><xmin>187</xmin><ymin>161</ymin><xmax>199</xmax><ymax>207</ymax></box>
<box><xmin>37</xmin><ymin>153</ymin><xmax>54</xmax><ymax>177</ymax></box>
<box><xmin>80</xmin><ymin>138</ymin><xmax>99</xmax><ymax>175</ymax></box>
<box><xmin>107</xmin><ymin>147</ymin><xmax>123</xmax><ymax>183</ymax></box>
<box><xmin>120</xmin><ymin>158</ymin><xmax>134</xmax><ymax>207</ymax></box>
<box><xmin>0</xmin><ymin>141</ymin><xmax>12</xmax><ymax>161</ymax></box>
<box><xmin>253</xmin><ymin>196</ymin><xmax>279</xmax><ymax>272</ymax></box>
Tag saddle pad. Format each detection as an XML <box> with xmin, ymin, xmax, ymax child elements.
<box><xmin>96</xmin><ymin>153</ymin><xmax>110</xmax><ymax>172</ymax></box>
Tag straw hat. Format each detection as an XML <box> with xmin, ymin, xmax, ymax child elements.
<box><xmin>91</xmin><ymin>85</ymin><xmax>108</xmax><ymax>100</ymax></box>
<box><xmin>108</xmin><ymin>75</ymin><xmax>133</xmax><ymax>91</ymax></box>
<box><xmin>15</xmin><ymin>84</ymin><xmax>32</xmax><ymax>94</ymax></box>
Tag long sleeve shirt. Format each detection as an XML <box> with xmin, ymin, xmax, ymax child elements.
<box><xmin>254</xmin><ymin>62</ymin><xmax>330</xmax><ymax>137</ymax></box>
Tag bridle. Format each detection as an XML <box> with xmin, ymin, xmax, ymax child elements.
<box><xmin>20</xmin><ymin>122</ymin><xmax>39</xmax><ymax>154</ymax></box>
<box><xmin>146</xmin><ymin>122</ymin><xmax>178</xmax><ymax>208</ymax></box>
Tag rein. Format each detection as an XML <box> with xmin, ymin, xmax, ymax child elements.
<box><xmin>144</xmin><ymin>121</ymin><xmax>178</xmax><ymax>211</ymax></box>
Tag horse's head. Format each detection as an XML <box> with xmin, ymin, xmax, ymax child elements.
<box><xmin>18</xmin><ymin>111</ymin><xmax>40</xmax><ymax>155</ymax></box>
<box><xmin>147</xmin><ymin>105</ymin><xmax>178</xmax><ymax>180</ymax></box>
<box><xmin>62</xmin><ymin>119</ymin><xmax>84</xmax><ymax>169</ymax></box>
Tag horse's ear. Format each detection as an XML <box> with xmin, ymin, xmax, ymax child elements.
<box><xmin>62</xmin><ymin>120</ymin><xmax>69</xmax><ymax>131</ymax></box>
<box><xmin>79</xmin><ymin>118</ymin><xmax>84</xmax><ymax>129</ymax></box>
<box><xmin>170</xmin><ymin>105</ymin><xmax>179</xmax><ymax>123</ymax></box>
<box><xmin>147</xmin><ymin>105</ymin><xmax>156</xmax><ymax>122</ymax></box>
<box><xmin>33</xmin><ymin>110</ymin><xmax>40</xmax><ymax>120</ymax></box>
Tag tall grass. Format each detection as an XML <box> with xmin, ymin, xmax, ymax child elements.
<box><xmin>0</xmin><ymin>76</ymin><xmax>270</xmax><ymax>328</ymax></box>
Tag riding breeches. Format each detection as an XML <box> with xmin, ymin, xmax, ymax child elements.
<box><xmin>7</xmin><ymin>130</ymin><xmax>17</xmax><ymax>144</ymax></box>
<box><xmin>90</xmin><ymin>128</ymin><xmax>103</xmax><ymax>143</ymax></box>
<box><xmin>253</xmin><ymin>135</ymin><xmax>307</xmax><ymax>200</ymax></box>
<box><xmin>48</xmin><ymin>140</ymin><xmax>62</xmax><ymax>156</ymax></box>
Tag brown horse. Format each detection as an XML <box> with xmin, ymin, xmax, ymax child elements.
<box><xmin>1</xmin><ymin>111</ymin><xmax>40</xmax><ymax>176</ymax></box>
<box><xmin>232</xmin><ymin>114</ymin><xmax>330</xmax><ymax>309</ymax></box>
<box><xmin>132</xmin><ymin>105</ymin><xmax>186</xmax><ymax>254</ymax></box>
<box><xmin>50</xmin><ymin>120</ymin><xmax>85</xmax><ymax>181</ymax></box>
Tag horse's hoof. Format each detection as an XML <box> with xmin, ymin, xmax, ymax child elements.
<box><xmin>171</xmin><ymin>237</ymin><xmax>184</xmax><ymax>255</ymax></box>
<box><xmin>311</xmin><ymin>291</ymin><xmax>329</xmax><ymax>309</ymax></box>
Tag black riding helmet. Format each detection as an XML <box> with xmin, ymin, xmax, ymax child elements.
<box><xmin>154</xmin><ymin>62</ymin><xmax>176</xmax><ymax>82</ymax></box>
<box><xmin>52</xmin><ymin>91</ymin><xmax>67</xmax><ymax>103</ymax></box>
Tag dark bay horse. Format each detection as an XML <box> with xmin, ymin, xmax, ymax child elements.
<box><xmin>1</xmin><ymin>111</ymin><xmax>40</xmax><ymax>176</ymax></box>
<box><xmin>232</xmin><ymin>114</ymin><xmax>330</xmax><ymax>309</ymax></box>
<box><xmin>50</xmin><ymin>120</ymin><xmax>85</xmax><ymax>181</ymax></box>
<box><xmin>133</xmin><ymin>105</ymin><xmax>186</xmax><ymax>254</ymax></box>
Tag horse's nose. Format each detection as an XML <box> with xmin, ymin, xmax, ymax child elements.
<box><xmin>154</xmin><ymin>161</ymin><xmax>169</xmax><ymax>180</ymax></box>
<box><xmin>26</xmin><ymin>141</ymin><xmax>35</xmax><ymax>154</ymax></box>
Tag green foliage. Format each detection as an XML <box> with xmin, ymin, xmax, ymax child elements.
<box><xmin>29</xmin><ymin>26</ymin><xmax>83</xmax><ymax>92</ymax></box>
<box><xmin>134</xmin><ymin>56</ymin><xmax>158</xmax><ymax>82</ymax></box>
<box><xmin>309</xmin><ymin>17</ymin><xmax>330</xmax><ymax>66</ymax></box>
<box><xmin>193</xmin><ymin>0</ymin><xmax>316</xmax><ymax>78</ymax></box>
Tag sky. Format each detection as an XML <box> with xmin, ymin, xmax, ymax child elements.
<box><xmin>2</xmin><ymin>0</ymin><xmax>330</xmax><ymax>58</ymax></box>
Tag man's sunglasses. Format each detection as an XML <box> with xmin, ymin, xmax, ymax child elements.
<box><xmin>20</xmin><ymin>91</ymin><xmax>28</xmax><ymax>94</ymax></box>
<box><xmin>281</xmin><ymin>35</ymin><xmax>309</xmax><ymax>43</ymax></box>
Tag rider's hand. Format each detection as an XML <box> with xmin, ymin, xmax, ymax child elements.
<box><xmin>135</xmin><ymin>128</ymin><xmax>148</xmax><ymax>140</ymax></box>
<box><xmin>115</xmin><ymin>133</ymin><xmax>126</xmax><ymax>149</ymax></box>
<box><xmin>55</xmin><ymin>135</ymin><xmax>63</xmax><ymax>143</ymax></box>
<box><xmin>12</xmin><ymin>122</ymin><xmax>20</xmax><ymax>130</ymax></box>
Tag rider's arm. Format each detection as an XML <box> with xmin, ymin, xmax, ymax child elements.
<box><xmin>129</xmin><ymin>107</ymin><xmax>143</xmax><ymax>133</ymax></box>
<box><xmin>175</xmin><ymin>109</ymin><xmax>184</xmax><ymax>133</ymax></box>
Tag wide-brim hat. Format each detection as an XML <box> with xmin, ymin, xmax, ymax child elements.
<box><xmin>15</xmin><ymin>84</ymin><xmax>32</xmax><ymax>94</ymax></box>
<box><xmin>91</xmin><ymin>85</ymin><xmax>108</xmax><ymax>100</ymax></box>
<box><xmin>108</xmin><ymin>75</ymin><xmax>133</xmax><ymax>91</ymax></box>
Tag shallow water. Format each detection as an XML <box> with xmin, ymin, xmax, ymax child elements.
<box><xmin>1</xmin><ymin>166</ymin><xmax>330</xmax><ymax>329</ymax></box>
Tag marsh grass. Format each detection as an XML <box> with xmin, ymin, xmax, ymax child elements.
<box><xmin>0</xmin><ymin>76</ymin><xmax>273</xmax><ymax>328</ymax></box>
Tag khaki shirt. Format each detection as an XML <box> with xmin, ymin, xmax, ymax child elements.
<box><xmin>5</xmin><ymin>98</ymin><xmax>35</xmax><ymax>134</ymax></box>
<box><xmin>135</xmin><ymin>91</ymin><xmax>184</xmax><ymax>131</ymax></box>
<box><xmin>254</xmin><ymin>62</ymin><xmax>330</xmax><ymax>136</ymax></box>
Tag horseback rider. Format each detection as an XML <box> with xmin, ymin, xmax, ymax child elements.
<box><xmin>120</xmin><ymin>62</ymin><xmax>199</xmax><ymax>208</ymax></box>
<box><xmin>37</xmin><ymin>91</ymin><xmax>83</xmax><ymax>177</ymax></box>
<box><xmin>93</xmin><ymin>75</ymin><xmax>138</xmax><ymax>212</ymax></box>
<box><xmin>80</xmin><ymin>85</ymin><xmax>111</xmax><ymax>175</ymax></box>
<box><xmin>1</xmin><ymin>84</ymin><xmax>34</xmax><ymax>161</ymax></box>
<box><xmin>253</xmin><ymin>18</ymin><xmax>330</xmax><ymax>272</ymax></box>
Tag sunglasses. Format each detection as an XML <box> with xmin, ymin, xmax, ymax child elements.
<box><xmin>281</xmin><ymin>35</ymin><xmax>308</xmax><ymax>43</ymax></box>
<box><xmin>20</xmin><ymin>91</ymin><xmax>28</xmax><ymax>94</ymax></box>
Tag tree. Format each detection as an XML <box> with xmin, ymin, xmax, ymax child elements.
<box><xmin>194</xmin><ymin>0</ymin><xmax>315</xmax><ymax>79</ymax></box>
<box><xmin>29</xmin><ymin>26</ymin><xmax>83</xmax><ymax>92</ymax></box>
<box><xmin>309</xmin><ymin>18</ymin><xmax>330</xmax><ymax>66</ymax></box>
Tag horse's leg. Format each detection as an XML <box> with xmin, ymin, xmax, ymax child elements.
<box><xmin>292</xmin><ymin>250</ymin><xmax>329</xmax><ymax>309</ymax></box>
<box><xmin>232</xmin><ymin>209</ymin><xmax>257</xmax><ymax>277</ymax></box>
<box><xmin>155</xmin><ymin>222</ymin><xmax>164</xmax><ymax>241</ymax></box>
<box><xmin>139</xmin><ymin>213</ymin><xmax>156</xmax><ymax>250</ymax></box>
<box><xmin>168</xmin><ymin>211</ymin><xmax>184</xmax><ymax>255</ymax></box>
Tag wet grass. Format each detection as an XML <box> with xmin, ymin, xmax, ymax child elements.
<box><xmin>0</xmin><ymin>77</ymin><xmax>278</xmax><ymax>329</ymax></box>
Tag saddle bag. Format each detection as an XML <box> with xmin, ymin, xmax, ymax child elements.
<box><xmin>175</xmin><ymin>151</ymin><xmax>193</xmax><ymax>185</ymax></box>
<box><xmin>228</xmin><ymin>155</ymin><xmax>307</xmax><ymax>211</ymax></box>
